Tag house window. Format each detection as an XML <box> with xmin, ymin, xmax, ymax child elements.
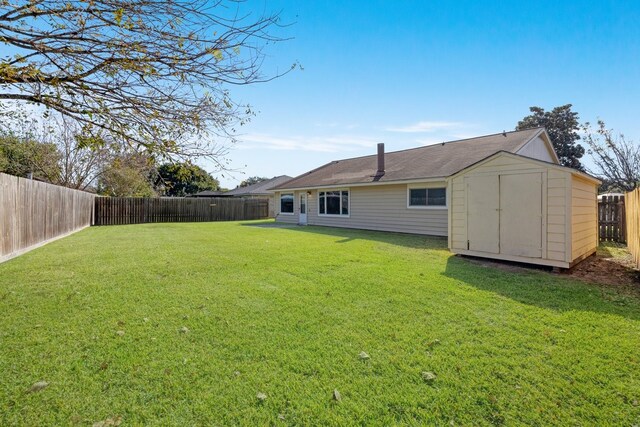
<box><xmin>280</xmin><ymin>193</ymin><xmax>294</xmax><ymax>214</ymax></box>
<box><xmin>318</xmin><ymin>190</ymin><xmax>349</xmax><ymax>216</ymax></box>
<box><xmin>408</xmin><ymin>187</ymin><xmax>446</xmax><ymax>207</ymax></box>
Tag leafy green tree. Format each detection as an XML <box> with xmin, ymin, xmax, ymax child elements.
<box><xmin>0</xmin><ymin>133</ymin><xmax>61</xmax><ymax>182</ymax></box>
<box><xmin>0</xmin><ymin>1</ymin><xmax>295</xmax><ymax>162</ymax></box>
<box><xmin>239</xmin><ymin>176</ymin><xmax>268</xmax><ymax>188</ymax></box>
<box><xmin>516</xmin><ymin>104</ymin><xmax>585</xmax><ymax>170</ymax></box>
<box><xmin>583</xmin><ymin>120</ymin><xmax>640</xmax><ymax>192</ymax></box>
<box><xmin>157</xmin><ymin>163</ymin><xmax>219</xmax><ymax>197</ymax></box>
<box><xmin>97</xmin><ymin>153</ymin><xmax>157</xmax><ymax>197</ymax></box>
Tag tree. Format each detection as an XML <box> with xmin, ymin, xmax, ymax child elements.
<box><xmin>516</xmin><ymin>105</ymin><xmax>585</xmax><ymax>170</ymax></box>
<box><xmin>0</xmin><ymin>132</ymin><xmax>61</xmax><ymax>182</ymax></box>
<box><xmin>582</xmin><ymin>120</ymin><xmax>640</xmax><ymax>192</ymax></box>
<box><xmin>97</xmin><ymin>152</ymin><xmax>157</xmax><ymax>197</ymax></box>
<box><xmin>55</xmin><ymin>120</ymin><xmax>111</xmax><ymax>191</ymax></box>
<box><xmin>239</xmin><ymin>176</ymin><xmax>268</xmax><ymax>188</ymax></box>
<box><xmin>0</xmin><ymin>111</ymin><xmax>112</xmax><ymax>189</ymax></box>
<box><xmin>157</xmin><ymin>163</ymin><xmax>219</xmax><ymax>196</ymax></box>
<box><xmin>0</xmin><ymin>1</ymin><xmax>294</xmax><ymax>164</ymax></box>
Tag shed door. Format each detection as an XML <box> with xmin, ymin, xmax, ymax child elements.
<box><xmin>499</xmin><ymin>173</ymin><xmax>543</xmax><ymax>258</ymax></box>
<box><xmin>466</xmin><ymin>175</ymin><xmax>499</xmax><ymax>253</ymax></box>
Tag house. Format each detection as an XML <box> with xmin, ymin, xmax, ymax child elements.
<box><xmin>270</xmin><ymin>128</ymin><xmax>600</xmax><ymax>268</ymax></box>
<box><xmin>197</xmin><ymin>175</ymin><xmax>293</xmax><ymax>217</ymax></box>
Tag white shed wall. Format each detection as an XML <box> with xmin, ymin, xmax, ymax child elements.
<box><xmin>516</xmin><ymin>136</ymin><xmax>556</xmax><ymax>163</ymax></box>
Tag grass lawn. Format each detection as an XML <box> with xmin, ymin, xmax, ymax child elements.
<box><xmin>1</xmin><ymin>221</ymin><xmax>639</xmax><ymax>425</ymax></box>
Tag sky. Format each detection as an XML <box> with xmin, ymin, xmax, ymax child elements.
<box><xmin>205</xmin><ymin>1</ymin><xmax>640</xmax><ymax>188</ymax></box>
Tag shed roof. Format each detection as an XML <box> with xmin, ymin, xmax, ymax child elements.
<box><xmin>272</xmin><ymin>128</ymin><xmax>546</xmax><ymax>190</ymax></box>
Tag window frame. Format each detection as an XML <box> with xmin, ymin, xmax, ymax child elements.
<box><xmin>279</xmin><ymin>192</ymin><xmax>295</xmax><ymax>215</ymax></box>
<box><xmin>317</xmin><ymin>188</ymin><xmax>350</xmax><ymax>217</ymax></box>
<box><xmin>406</xmin><ymin>184</ymin><xmax>448</xmax><ymax>209</ymax></box>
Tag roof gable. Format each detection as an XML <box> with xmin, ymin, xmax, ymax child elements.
<box><xmin>515</xmin><ymin>130</ymin><xmax>560</xmax><ymax>164</ymax></box>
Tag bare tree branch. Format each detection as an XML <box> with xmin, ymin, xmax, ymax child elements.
<box><xmin>583</xmin><ymin>120</ymin><xmax>640</xmax><ymax>192</ymax></box>
<box><xmin>0</xmin><ymin>0</ymin><xmax>296</xmax><ymax>166</ymax></box>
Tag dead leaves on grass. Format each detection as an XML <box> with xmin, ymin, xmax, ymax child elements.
<box><xmin>92</xmin><ymin>415</ymin><xmax>122</xmax><ymax>427</ymax></box>
<box><xmin>422</xmin><ymin>371</ymin><xmax>437</xmax><ymax>384</ymax></box>
<box><xmin>27</xmin><ymin>381</ymin><xmax>49</xmax><ymax>393</ymax></box>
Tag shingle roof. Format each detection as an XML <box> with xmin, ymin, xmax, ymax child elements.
<box><xmin>225</xmin><ymin>175</ymin><xmax>294</xmax><ymax>196</ymax></box>
<box><xmin>272</xmin><ymin>128</ymin><xmax>545</xmax><ymax>190</ymax></box>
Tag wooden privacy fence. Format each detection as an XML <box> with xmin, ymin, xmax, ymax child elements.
<box><xmin>626</xmin><ymin>189</ymin><xmax>640</xmax><ymax>268</ymax></box>
<box><xmin>94</xmin><ymin>197</ymin><xmax>269</xmax><ymax>225</ymax></box>
<box><xmin>0</xmin><ymin>173</ymin><xmax>95</xmax><ymax>262</ymax></box>
<box><xmin>598</xmin><ymin>195</ymin><xmax>626</xmax><ymax>243</ymax></box>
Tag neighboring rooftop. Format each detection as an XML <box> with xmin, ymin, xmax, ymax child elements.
<box><xmin>273</xmin><ymin>128</ymin><xmax>547</xmax><ymax>190</ymax></box>
<box><xmin>225</xmin><ymin>175</ymin><xmax>294</xmax><ymax>196</ymax></box>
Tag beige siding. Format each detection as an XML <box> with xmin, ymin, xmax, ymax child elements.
<box><xmin>276</xmin><ymin>184</ymin><xmax>448</xmax><ymax>235</ymax></box>
<box><xmin>450</xmin><ymin>175</ymin><xmax>467</xmax><ymax>250</ymax></box>
<box><xmin>307</xmin><ymin>183</ymin><xmax>448</xmax><ymax>235</ymax></box>
<box><xmin>571</xmin><ymin>175</ymin><xmax>598</xmax><ymax>261</ymax></box>
<box><xmin>268</xmin><ymin>196</ymin><xmax>275</xmax><ymax>218</ymax></box>
<box><xmin>547</xmin><ymin>169</ymin><xmax>569</xmax><ymax>262</ymax></box>
<box><xmin>275</xmin><ymin>186</ymin><xmax>448</xmax><ymax>236</ymax></box>
<box><xmin>274</xmin><ymin>191</ymin><xmax>298</xmax><ymax>224</ymax></box>
<box><xmin>516</xmin><ymin>136</ymin><xmax>556</xmax><ymax>163</ymax></box>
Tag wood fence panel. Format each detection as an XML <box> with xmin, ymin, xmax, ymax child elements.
<box><xmin>94</xmin><ymin>197</ymin><xmax>269</xmax><ymax>226</ymax></box>
<box><xmin>598</xmin><ymin>195</ymin><xmax>626</xmax><ymax>243</ymax></box>
<box><xmin>626</xmin><ymin>189</ymin><xmax>640</xmax><ymax>269</ymax></box>
<box><xmin>0</xmin><ymin>173</ymin><xmax>96</xmax><ymax>262</ymax></box>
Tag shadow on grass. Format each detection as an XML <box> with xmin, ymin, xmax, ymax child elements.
<box><xmin>241</xmin><ymin>221</ymin><xmax>448</xmax><ymax>250</ymax></box>
<box><xmin>243</xmin><ymin>221</ymin><xmax>640</xmax><ymax>319</ymax></box>
<box><xmin>443</xmin><ymin>255</ymin><xmax>640</xmax><ymax>320</ymax></box>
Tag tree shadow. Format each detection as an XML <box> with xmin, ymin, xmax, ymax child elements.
<box><xmin>240</xmin><ymin>221</ymin><xmax>449</xmax><ymax>251</ymax></box>
<box><xmin>443</xmin><ymin>255</ymin><xmax>640</xmax><ymax>321</ymax></box>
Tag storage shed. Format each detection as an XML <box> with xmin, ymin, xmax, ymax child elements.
<box><xmin>448</xmin><ymin>151</ymin><xmax>601</xmax><ymax>268</ymax></box>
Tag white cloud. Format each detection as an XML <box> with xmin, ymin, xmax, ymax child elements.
<box><xmin>236</xmin><ymin>133</ymin><xmax>382</xmax><ymax>153</ymax></box>
<box><xmin>386</xmin><ymin>121</ymin><xmax>464</xmax><ymax>133</ymax></box>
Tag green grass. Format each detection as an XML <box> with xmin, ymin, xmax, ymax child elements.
<box><xmin>599</xmin><ymin>240</ymin><xmax>633</xmax><ymax>259</ymax></box>
<box><xmin>0</xmin><ymin>221</ymin><xmax>639</xmax><ymax>426</ymax></box>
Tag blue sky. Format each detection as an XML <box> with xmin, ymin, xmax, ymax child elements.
<box><xmin>208</xmin><ymin>0</ymin><xmax>640</xmax><ymax>188</ymax></box>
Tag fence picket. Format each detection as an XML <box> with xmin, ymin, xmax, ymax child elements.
<box><xmin>93</xmin><ymin>197</ymin><xmax>269</xmax><ymax>225</ymax></box>
<box><xmin>598</xmin><ymin>195</ymin><xmax>626</xmax><ymax>243</ymax></box>
<box><xmin>0</xmin><ymin>173</ymin><xmax>95</xmax><ymax>262</ymax></box>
